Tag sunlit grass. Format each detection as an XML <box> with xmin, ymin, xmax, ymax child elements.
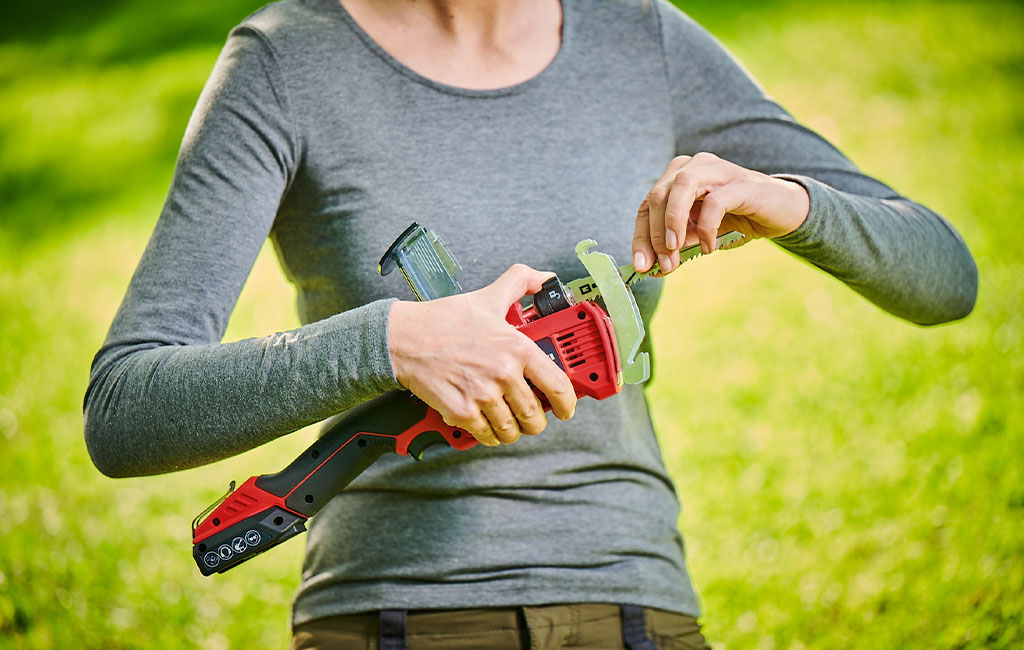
<box><xmin>1</xmin><ymin>1</ymin><xmax>1021</xmax><ymax>649</ymax></box>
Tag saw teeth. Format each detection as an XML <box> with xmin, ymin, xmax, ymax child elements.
<box><xmin>718</xmin><ymin>236</ymin><xmax>747</xmax><ymax>250</ymax></box>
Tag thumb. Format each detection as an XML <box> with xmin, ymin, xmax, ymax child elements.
<box><xmin>484</xmin><ymin>264</ymin><xmax>556</xmax><ymax>307</ymax></box>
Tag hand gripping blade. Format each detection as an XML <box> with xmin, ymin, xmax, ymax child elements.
<box><xmin>569</xmin><ymin>240</ymin><xmax>650</xmax><ymax>386</ymax></box>
<box><xmin>617</xmin><ymin>231</ymin><xmax>747</xmax><ymax>290</ymax></box>
<box><xmin>570</xmin><ymin>231</ymin><xmax>747</xmax><ymax>304</ymax></box>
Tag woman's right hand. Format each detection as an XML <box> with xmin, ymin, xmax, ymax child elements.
<box><xmin>387</xmin><ymin>264</ymin><xmax>578</xmax><ymax>447</ymax></box>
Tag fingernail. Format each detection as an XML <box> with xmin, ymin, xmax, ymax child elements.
<box><xmin>658</xmin><ymin>254</ymin><xmax>672</xmax><ymax>272</ymax></box>
<box><xmin>633</xmin><ymin>251</ymin><xmax>646</xmax><ymax>270</ymax></box>
<box><xmin>666</xmin><ymin>229</ymin><xmax>677</xmax><ymax>250</ymax></box>
<box><xmin>700</xmin><ymin>241</ymin><xmax>710</xmax><ymax>255</ymax></box>
<box><xmin>568</xmin><ymin>406</ymin><xmax>576</xmax><ymax>419</ymax></box>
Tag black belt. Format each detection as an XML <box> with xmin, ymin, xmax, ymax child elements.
<box><xmin>378</xmin><ymin>609</ymin><xmax>408</xmax><ymax>650</ymax></box>
<box><xmin>377</xmin><ymin>605</ymin><xmax>659</xmax><ymax>649</ymax></box>
<box><xmin>620</xmin><ymin>604</ymin><xmax>659</xmax><ymax>650</ymax></box>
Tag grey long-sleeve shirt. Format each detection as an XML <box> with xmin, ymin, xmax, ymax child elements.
<box><xmin>84</xmin><ymin>0</ymin><xmax>976</xmax><ymax>622</ymax></box>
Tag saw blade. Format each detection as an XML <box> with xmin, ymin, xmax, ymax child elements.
<box><xmin>571</xmin><ymin>240</ymin><xmax>650</xmax><ymax>386</ymax></box>
<box><xmin>567</xmin><ymin>230</ymin><xmax>746</xmax><ymax>305</ymax></box>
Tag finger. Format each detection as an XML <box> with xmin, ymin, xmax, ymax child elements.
<box><xmin>523</xmin><ymin>347</ymin><xmax>576</xmax><ymax>421</ymax></box>
<box><xmin>504</xmin><ymin>381</ymin><xmax>547</xmax><ymax>436</ymax></box>
<box><xmin>647</xmin><ymin>183</ymin><xmax>670</xmax><ymax>267</ymax></box>
<box><xmin>651</xmin><ymin>203</ymin><xmax>699</xmax><ymax>278</ymax></box>
<box><xmin>683</xmin><ymin>201</ymin><xmax>702</xmax><ymax>248</ymax></box>
<box><xmin>462</xmin><ymin>417</ymin><xmax>501</xmax><ymax>448</ymax></box>
<box><xmin>443</xmin><ymin>407</ymin><xmax>501</xmax><ymax>447</ymax></box>
<box><xmin>668</xmin><ymin>153</ymin><xmax>740</xmax><ymax>262</ymax></box>
<box><xmin>664</xmin><ymin>175</ymin><xmax>703</xmax><ymax>258</ymax></box>
<box><xmin>485</xmin><ymin>263</ymin><xmax>556</xmax><ymax>308</ymax></box>
<box><xmin>695</xmin><ymin>182</ymin><xmax>749</xmax><ymax>254</ymax></box>
<box><xmin>481</xmin><ymin>398</ymin><xmax>522</xmax><ymax>445</ymax></box>
<box><xmin>632</xmin><ymin>199</ymin><xmax>656</xmax><ymax>272</ymax></box>
<box><xmin>646</xmin><ymin>156</ymin><xmax>691</xmax><ymax>270</ymax></box>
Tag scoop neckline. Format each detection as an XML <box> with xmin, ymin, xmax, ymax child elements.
<box><xmin>320</xmin><ymin>0</ymin><xmax>573</xmax><ymax>98</ymax></box>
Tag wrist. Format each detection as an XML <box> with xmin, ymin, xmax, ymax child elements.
<box><xmin>387</xmin><ymin>300</ymin><xmax>420</xmax><ymax>389</ymax></box>
<box><xmin>772</xmin><ymin>178</ymin><xmax>810</xmax><ymax>237</ymax></box>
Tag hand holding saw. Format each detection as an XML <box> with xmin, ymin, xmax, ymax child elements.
<box><xmin>190</xmin><ymin>223</ymin><xmax>745</xmax><ymax>575</ymax></box>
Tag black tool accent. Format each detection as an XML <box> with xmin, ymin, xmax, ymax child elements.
<box><xmin>378</xmin><ymin>222</ymin><xmax>423</xmax><ymax>275</ymax></box>
<box><xmin>406</xmin><ymin>431</ymin><xmax>449</xmax><ymax>460</ymax></box>
<box><xmin>533</xmin><ymin>276</ymin><xmax>573</xmax><ymax>317</ymax></box>
<box><xmin>255</xmin><ymin>390</ymin><xmax>428</xmax><ymax>515</ymax></box>
<box><xmin>193</xmin><ymin>506</ymin><xmax>306</xmax><ymax>576</ymax></box>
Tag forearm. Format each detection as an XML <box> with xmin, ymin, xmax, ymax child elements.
<box><xmin>772</xmin><ymin>175</ymin><xmax>977</xmax><ymax>325</ymax></box>
<box><xmin>656</xmin><ymin>2</ymin><xmax>977</xmax><ymax>324</ymax></box>
<box><xmin>84</xmin><ymin>300</ymin><xmax>400</xmax><ymax>477</ymax></box>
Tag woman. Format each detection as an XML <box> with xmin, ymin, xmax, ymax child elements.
<box><xmin>84</xmin><ymin>0</ymin><xmax>977</xmax><ymax>647</ymax></box>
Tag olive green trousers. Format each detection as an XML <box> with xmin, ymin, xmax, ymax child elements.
<box><xmin>289</xmin><ymin>604</ymin><xmax>709</xmax><ymax>650</ymax></box>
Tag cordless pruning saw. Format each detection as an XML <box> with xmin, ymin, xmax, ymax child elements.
<box><xmin>191</xmin><ymin>223</ymin><xmax>745</xmax><ymax>575</ymax></box>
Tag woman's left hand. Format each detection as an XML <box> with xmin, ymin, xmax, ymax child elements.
<box><xmin>632</xmin><ymin>152</ymin><xmax>810</xmax><ymax>274</ymax></box>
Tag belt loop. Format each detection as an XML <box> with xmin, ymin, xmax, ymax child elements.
<box><xmin>620</xmin><ymin>604</ymin><xmax>659</xmax><ymax>650</ymax></box>
<box><xmin>379</xmin><ymin>609</ymin><xmax>408</xmax><ymax>650</ymax></box>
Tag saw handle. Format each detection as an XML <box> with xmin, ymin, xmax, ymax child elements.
<box><xmin>253</xmin><ymin>390</ymin><xmax>474</xmax><ymax>515</ymax></box>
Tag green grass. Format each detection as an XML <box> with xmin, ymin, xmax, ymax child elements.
<box><xmin>1</xmin><ymin>1</ymin><xmax>1022</xmax><ymax>648</ymax></box>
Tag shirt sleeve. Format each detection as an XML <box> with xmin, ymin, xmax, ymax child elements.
<box><xmin>83</xmin><ymin>26</ymin><xmax>401</xmax><ymax>478</ymax></box>
<box><xmin>656</xmin><ymin>1</ymin><xmax>977</xmax><ymax>325</ymax></box>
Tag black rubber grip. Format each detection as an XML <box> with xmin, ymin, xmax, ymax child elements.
<box><xmin>254</xmin><ymin>390</ymin><xmax>429</xmax><ymax>516</ymax></box>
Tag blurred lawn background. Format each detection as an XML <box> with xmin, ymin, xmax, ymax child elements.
<box><xmin>1</xmin><ymin>0</ymin><xmax>1021</xmax><ymax>648</ymax></box>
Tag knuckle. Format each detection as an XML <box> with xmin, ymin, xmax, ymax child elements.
<box><xmin>648</xmin><ymin>185</ymin><xmax>670</xmax><ymax>204</ymax></box>
<box><xmin>635</xmin><ymin>202</ymin><xmax>651</xmax><ymax>222</ymax></box>
<box><xmin>493</xmin><ymin>413</ymin><xmax>516</xmax><ymax>432</ymax></box>
<box><xmin>495</xmin><ymin>357</ymin><xmax>521</xmax><ymax>380</ymax></box>
<box><xmin>493</xmin><ymin>428</ymin><xmax>516</xmax><ymax>444</ymax></box>
<box><xmin>521</xmin><ymin>418</ymin><xmax>546</xmax><ymax>436</ymax></box>
<box><xmin>551</xmin><ymin>380</ymin><xmax>573</xmax><ymax>397</ymax></box>
<box><xmin>467</xmin><ymin>424</ymin><xmax>487</xmax><ymax>437</ymax></box>
<box><xmin>672</xmin><ymin>169</ymin><xmax>694</xmax><ymax>187</ymax></box>
<box><xmin>516</xmin><ymin>411</ymin><xmax>541</xmax><ymax>432</ymax></box>
<box><xmin>450</xmin><ymin>406</ymin><xmax>478</xmax><ymax>425</ymax></box>
<box><xmin>476</xmin><ymin>425</ymin><xmax>496</xmax><ymax>439</ymax></box>
<box><xmin>474</xmin><ymin>431</ymin><xmax>499</xmax><ymax>446</ymax></box>
<box><xmin>513</xmin><ymin>337</ymin><xmax>536</xmax><ymax>358</ymax></box>
<box><xmin>702</xmin><ymin>193</ymin><xmax>723</xmax><ymax>211</ymax></box>
<box><xmin>517</xmin><ymin>400</ymin><xmax>539</xmax><ymax>419</ymax></box>
<box><xmin>698</xmin><ymin>222</ymin><xmax>718</xmax><ymax>237</ymax></box>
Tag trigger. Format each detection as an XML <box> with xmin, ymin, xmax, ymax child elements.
<box><xmin>407</xmin><ymin>431</ymin><xmax>451</xmax><ymax>460</ymax></box>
